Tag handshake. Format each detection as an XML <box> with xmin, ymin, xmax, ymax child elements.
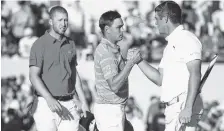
<box><xmin>126</xmin><ymin>48</ymin><xmax>143</xmax><ymax>66</ymax></box>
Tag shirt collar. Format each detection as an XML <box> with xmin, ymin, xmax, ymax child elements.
<box><xmin>44</xmin><ymin>31</ymin><xmax>67</xmax><ymax>44</ymax></box>
<box><xmin>165</xmin><ymin>25</ymin><xmax>184</xmax><ymax>41</ymax></box>
<box><xmin>101</xmin><ymin>38</ymin><xmax>120</xmax><ymax>53</ymax></box>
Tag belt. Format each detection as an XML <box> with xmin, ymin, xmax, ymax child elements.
<box><xmin>36</xmin><ymin>93</ymin><xmax>74</xmax><ymax>101</ymax></box>
<box><xmin>161</xmin><ymin>93</ymin><xmax>184</xmax><ymax>108</ymax></box>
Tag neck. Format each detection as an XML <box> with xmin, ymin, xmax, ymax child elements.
<box><xmin>167</xmin><ymin>23</ymin><xmax>180</xmax><ymax>36</ymax></box>
<box><xmin>49</xmin><ymin>29</ymin><xmax>63</xmax><ymax>41</ymax></box>
<box><xmin>104</xmin><ymin>36</ymin><xmax>117</xmax><ymax>45</ymax></box>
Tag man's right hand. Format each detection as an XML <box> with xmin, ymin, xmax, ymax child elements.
<box><xmin>127</xmin><ymin>48</ymin><xmax>142</xmax><ymax>66</ymax></box>
<box><xmin>45</xmin><ymin>97</ymin><xmax>63</xmax><ymax>115</ymax></box>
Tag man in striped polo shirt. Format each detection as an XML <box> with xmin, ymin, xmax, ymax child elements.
<box><xmin>93</xmin><ymin>11</ymin><xmax>142</xmax><ymax>131</ymax></box>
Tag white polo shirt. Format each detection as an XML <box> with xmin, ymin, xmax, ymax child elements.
<box><xmin>159</xmin><ymin>25</ymin><xmax>202</xmax><ymax>102</ymax></box>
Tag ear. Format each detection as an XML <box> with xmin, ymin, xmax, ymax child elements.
<box><xmin>49</xmin><ymin>19</ymin><xmax>53</xmax><ymax>26</ymax></box>
<box><xmin>105</xmin><ymin>25</ymin><xmax>110</xmax><ymax>34</ymax></box>
<box><xmin>165</xmin><ymin>15</ymin><xmax>168</xmax><ymax>23</ymax></box>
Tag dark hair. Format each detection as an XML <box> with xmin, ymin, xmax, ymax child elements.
<box><xmin>155</xmin><ymin>1</ymin><xmax>182</xmax><ymax>24</ymax></box>
<box><xmin>159</xmin><ymin>102</ymin><xmax>166</xmax><ymax>109</ymax></box>
<box><xmin>49</xmin><ymin>6</ymin><xmax>68</xmax><ymax>19</ymax></box>
<box><xmin>7</xmin><ymin>108</ymin><xmax>16</xmax><ymax>116</ymax></box>
<box><xmin>99</xmin><ymin>10</ymin><xmax>121</xmax><ymax>35</ymax></box>
<box><xmin>18</xmin><ymin>1</ymin><xmax>26</xmax><ymax>6</ymax></box>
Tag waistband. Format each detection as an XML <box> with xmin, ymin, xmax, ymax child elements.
<box><xmin>36</xmin><ymin>93</ymin><xmax>74</xmax><ymax>101</ymax></box>
<box><xmin>161</xmin><ymin>92</ymin><xmax>186</xmax><ymax>108</ymax></box>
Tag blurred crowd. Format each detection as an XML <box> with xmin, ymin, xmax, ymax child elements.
<box><xmin>1</xmin><ymin>75</ymin><xmax>35</xmax><ymax>131</ymax></box>
<box><xmin>1</xmin><ymin>1</ymin><xmax>224</xmax><ymax>131</ymax></box>
<box><xmin>1</xmin><ymin>1</ymin><xmax>224</xmax><ymax>62</ymax></box>
<box><xmin>126</xmin><ymin>95</ymin><xmax>224</xmax><ymax>131</ymax></box>
<box><xmin>1</xmin><ymin>74</ymin><xmax>224</xmax><ymax>131</ymax></box>
<box><xmin>1</xmin><ymin>75</ymin><xmax>93</xmax><ymax>131</ymax></box>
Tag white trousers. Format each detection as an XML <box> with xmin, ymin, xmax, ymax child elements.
<box><xmin>94</xmin><ymin>103</ymin><xmax>126</xmax><ymax>131</ymax></box>
<box><xmin>33</xmin><ymin>97</ymin><xmax>81</xmax><ymax>131</ymax></box>
<box><xmin>164</xmin><ymin>93</ymin><xmax>203</xmax><ymax>131</ymax></box>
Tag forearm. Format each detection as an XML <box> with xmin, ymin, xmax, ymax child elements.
<box><xmin>75</xmin><ymin>71</ymin><xmax>88</xmax><ymax>105</ymax></box>
<box><xmin>29</xmin><ymin>74</ymin><xmax>52</xmax><ymax>100</ymax></box>
<box><xmin>185</xmin><ymin>73</ymin><xmax>201</xmax><ymax>109</ymax></box>
<box><xmin>109</xmin><ymin>63</ymin><xmax>133</xmax><ymax>93</ymax></box>
<box><xmin>138</xmin><ymin>60</ymin><xmax>162</xmax><ymax>86</ymax></box>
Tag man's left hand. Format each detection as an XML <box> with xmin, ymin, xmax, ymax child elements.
<box><xmin>72</xmin><ymin>99</ymin><xmax>90</xmax><ymax>117</ymax></box>
<box><xmin>81</xmin><ymin>103</ymin><xmax>90</xmax><ymax>118</ymax></box>
<box><xmin>178</xmin><ymin>107</ymin><xmax>192</xmax><ymax>124</ymax></box>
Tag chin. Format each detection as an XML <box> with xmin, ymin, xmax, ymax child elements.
<box><xmin>119</xmin><ymin>37</ymin><xmax>123</xmax><ymax>41</ymax></box>
<box><xmin>159</xmin><ymin>32</ymin><xmax>167</xmax><ymax>36</ymax></box>
<box><xmin>59</xmin><ymin>32</ymin><xmax>65</xmax><ymax>35</ymax></box>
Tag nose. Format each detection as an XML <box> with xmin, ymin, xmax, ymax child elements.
<box><xmin>121</xmin><ymin>27</ymin><xmax>125</xmax><ymax>32</ymax></box>
<box><xmin>62</xmin><ymin>20</ymin><xmax>67</xmax><ymax>27</ymax></box>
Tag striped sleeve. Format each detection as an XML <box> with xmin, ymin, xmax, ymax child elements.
<box><xmin>99</xmin><ymin>52</ymin><xmax>118</xmax><ymax>80</ymax></box>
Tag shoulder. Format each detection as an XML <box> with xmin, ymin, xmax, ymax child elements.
<box><xmin>31</xmin><ymin>35</ymin><xmax>46</xmax><ymax>51</ymax></box>
<box><xmin>178</xmin><ymin>30</ymin><xmax>202</xmax><ymax>49</ymax></box>
<box><xmin>66</xmin><ymin>37</ymin><xmax>76</xmax><ymax>48</ymax></box>
<box><xmin>95</xmin><ymin>43</ymin><xmax>112</xmax><ymax>58</ymax></box>
<box><xmin>182</xmin><ymin>30</ymin><xmax>201</xmax><ymax>44</ymax></box>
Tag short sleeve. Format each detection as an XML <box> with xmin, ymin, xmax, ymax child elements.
<box><xmin>177</xmin><ymin>36</ymin><xmax>202</xmax><ymax>63</ymax></box>
<box><xmin>29</xmin><ymin>41</ymin><xmax>44</xmax><ymax>68</ymax></box>
<box><xmin>100</xmin><ymin>53</ymin><xmax>118</xmax><ymax>80</ymax></box>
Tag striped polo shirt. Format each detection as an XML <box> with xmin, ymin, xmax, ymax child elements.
<box><xmin>94</xmin><ymin>38</ymin><xmax>129</xmax><ymax>104</ymax></box>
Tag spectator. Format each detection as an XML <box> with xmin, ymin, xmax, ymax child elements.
<box><xmin>152</xmin><ymin>103</ymin><xmax>165</xmax><ymax>131</ymax></box>
<box><xmin>19</xmin><ymin>28</ymin><xmax>38</xmax><ymax>58</ymax></box>
<box><xmin>150</xmin><ymin>36</ymin><xmax>166</xmax><ymax>62</ymax></box>
<box><xmin>140</xmin><ymin>44</ymin><xmax>151</xmax><ymax>62</ymax></box>
<box><xmin>80</xmin><ymin>44</ymin><xmax>94</xmax><ymax>62</ymax></box>
<box><xmin>36</xmin><ymin>4</ymin><xmax>50</xmax><ymax>37</ymax></box>
<box><xmin>124</xmin><ymin>1</ymin><xmax>145</xmax><ymax>47</ymax></box>
<box><xmin>1</xmin><ymin>1</ymin><xmax>12</xmax><ymax>22</ymax></box>
<box><xmin>1</xmin><ymin>17</ymin><xmax>9</xmax><ymax>56</ymax></box>
<box><xmin>8</xmin><ymin>95</ymin><xmax>20</xmax><ymax>114</ymax></box>
<box><xmin>1</xmin><ymin>15</ymin><xmax>19</xmax><ymax>58</ymax></box>
<box><xmin>212</xmin><ymin>1</ymin><xmax>224</xmax><ymax>36</ymax></box>
<box><xmin>65</xmin><ymin>1</ymin><xmax>86</xmax><ymax>48</ymax></box>
<box><xmin>3</xmin><ymin>109</ymin><xmax>23</xmax><ymax>131</ymax></box>
<box><xmin>10</xmin><ymin>1</ymin><xmax>35</xmax><ymax>44</ymax></box>
<box><xmin>212</xmin><ymin>27</ymin><xmax>224</xmax><ymax>58</ymax></box>
<box><xmin>182</xmin><ymin>1</ymin><xmax>198</xmax><ymax>33</ymax></box>
<box><xmin>200</xmin><ymin>25</ymin><xmax>214</xmax><ymax>62</ymax></box>
<box><xmin>145</xmin><ymin>96</ymin><xmax>160</xmax><ymax>131</ymax></box>
<box><xmin>87</xmin><ymin>17</ymin><xmax>99</xmax><ymax>50</ymax></box>
<box><xmin>125</xmin><ymin>97</ymin><xmax>144</xmax><ymax>131</ymax></box>
<box><xmin>126</xmin><ymin>96</ymin><xmax>143</xmax><ymax>120</ymax></box>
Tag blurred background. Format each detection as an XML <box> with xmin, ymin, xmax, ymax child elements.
<box><xmin>1</xmin><ymin>0</ymin><xmax>224</xmax><ymax>131</ymax></box>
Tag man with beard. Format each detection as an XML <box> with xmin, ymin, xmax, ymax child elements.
<box><xmin>29</xmin><ymin>6</ymin><xmax>89</xmax><ymax>131</ymax></box>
